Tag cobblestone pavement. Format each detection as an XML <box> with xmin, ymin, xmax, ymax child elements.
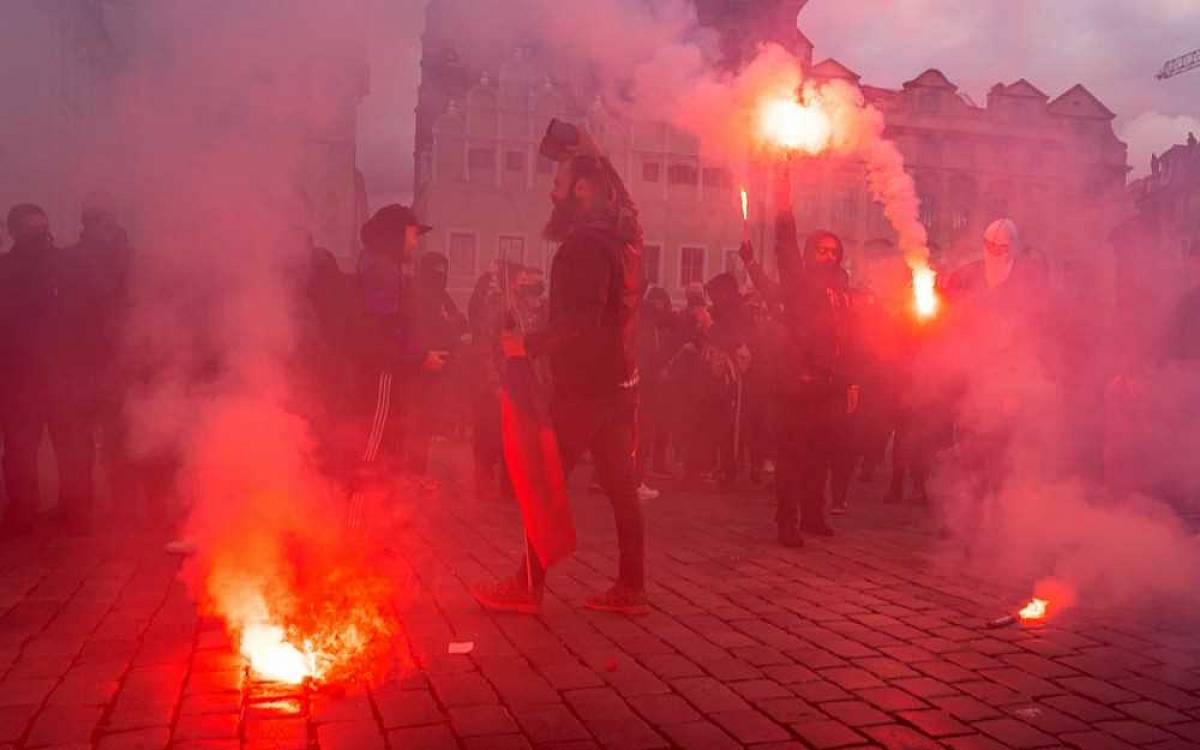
<box><xmin>1</xmin><ymin>470</ymin><xmax>1199</xmax><ymax>750</ymax></box>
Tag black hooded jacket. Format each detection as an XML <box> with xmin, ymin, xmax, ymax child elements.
<box><xmin>526</xmin><ymin>220</ymin><xmax>641</xmax><ymax>398</ymax></box>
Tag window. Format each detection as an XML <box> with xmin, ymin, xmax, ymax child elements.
<box><xmin>448</xmin><ymin>232</ymin><xmax>477</xmax><ymax>277</ymax></box>
<box><xmin>498</xmin><ymin>235</ymin><xmax>525</xmax><ymax>264</ymax></box>
<box><xmin>468</xmin><ymin>147</ymin><xmax>495</xmax><ymax>181</ymax></box>
<box><xmin>642</xmin><ymin>161</ymin><xmax>661</xmax><ymax>182</ymax></box>
<box><xmin>832</xmin><ymin>192</ymin><xmax>858</xmax><ymax>226</ymax></box>
<box><xmin>703</xmin><ymin>167</ymin><xmax>731</xmax><ymax>190</ymax></box>
<box><xmin>642</xmin><ymin>244</ymin><xmax>661</xmax><ymax>285</ymax></box>
<box><xmin>680</xmin><ymin>246</ymin><xmax>705</xmax><ymax>286</ymax></box>
<box><xmin>668</xmin><ymin>164</ymin><xmax>698</xmax><ymax>186</ymax></box>
<box><xmin>504</xmin><ymin>150</ymin><xmax>526</xmax><ymax>172</ymax></box>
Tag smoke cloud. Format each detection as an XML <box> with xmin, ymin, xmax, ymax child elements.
<box><xmin>3</xmin><ymin>1</ymin><xmax>406</xmax><ymax>682</ymax></box>
<box><xmin>431</xmin><ymin>0</ymin><xmax>1200</xmax><ymax>622</ymax></box>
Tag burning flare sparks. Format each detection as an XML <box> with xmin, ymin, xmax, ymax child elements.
<box><xmin>740</xmin><ymin>187</ymin><xmax>749</xmax><ymax>221</ymax></box>
<box><xmin>1019</xmin><ymin>597</ymin><xmax>1050</xmax><ymax>622</ymax></box>
<box><xmin>912</xmin><ymin>266</ymin><xmax>939</xmax><ymax>320</ymax></box>
<box><xmin>757</xmin><ymin>96</ymin><xmax>832</xmax><ymax>154</ymax></box>
<box><xmin>241</xmin><ymin>623</ymin><xmax>320</xmax><ymax>685</ymax></box>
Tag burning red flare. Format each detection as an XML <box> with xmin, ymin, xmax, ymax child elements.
<box><xmin>912</xmin><ymin>265</ymin><xmax>939</xmax><ymax>320</ymax></box>
<box><xmin>757</xmin><ymin>95</ymin><xmax>831</xmax><ymax>154</ymax></box>
<box><xmin>1018</xmin><ymin>597</ymin><xmax>1050</xmax><ymax>622</ymax></box>
<box><xmin>241</xmin><ymin>621</ymin><xmax>319</xmax><ymax>684</ymax></box>
<box><xmin>740</xmin><ymin>187</ymin><xmax>748</xmax><ymax>221</ymax></box>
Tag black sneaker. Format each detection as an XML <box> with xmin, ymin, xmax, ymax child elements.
<box><xmin>584</xmin><ymin>585</ymin><xmax>649</xmax><ymax>615</ymax></box>
<box><xmin>472</xmin><ymin>577</ymin><xmax>543</xmax><ymax>615</ymax></box>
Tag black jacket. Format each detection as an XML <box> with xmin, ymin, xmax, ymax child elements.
<box><xmin>771</xmin><ymin>212</ymin><xmax>855</xmax><ymax>397</ymax></box>
<box><xmin>527</xmin><ymin>222</ymin><xmax>641</xmax><ymax>398</ymax></box>
<box><xmin>0</xmin><ymin>243</ymin><xmax>64</xmax><ymax>396</ymax></box>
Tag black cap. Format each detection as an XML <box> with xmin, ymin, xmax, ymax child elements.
<box><xmin>360</xmin><ymin>204</ymin><xmax>432</xmax><ymax>248</ymax></box>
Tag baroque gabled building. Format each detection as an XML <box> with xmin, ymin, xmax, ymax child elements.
<box><xmin>411</xmin><ymin>0</ymin><xmax>1130</xmax><ymax>300</ymax></box>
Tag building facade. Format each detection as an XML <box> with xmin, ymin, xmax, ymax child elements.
<box><xmin>411</xmin><ymin>0</ymin><xmax>1129</xmax><ymax>300</ymax></box>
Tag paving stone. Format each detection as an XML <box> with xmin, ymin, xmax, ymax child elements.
<box><xmin>584</xmin><ymin>715</ymin><xmax>667</xmax><ymax>749</ymax></box>
<box><xmin>387</xmin><ymin>724</ymin><xmax>459</xmax><ymax>750</ymax></box>
<box><xmin>1056</xmin><ymin>730</ymin><xmax>1138</xmax><ymax>750</ymax></box>
<box><xmin>373</xmin><ymin>687</ymin><xmax>446</xmax><ymax>729</ymax></box>
<box><xmin>449</xmin><ymin>704</ymin><xmax>519</xmax><ymax>737</ymax></box>
<box><xmin>912</xmin><ymin>661</ymin><xmax>978</xmax><ymax>684</ymax></box>
<box><xmin>26</xmin><ymin>705</ymin><xmax>105</xmax><ymax>746</ymax></box>
<box><xmin>315</xmin><ymin>721</ymin><xmax>387</xmax><ymax>750</ymax></box>
<box><xmin>1093</xmin><ymin>719</ymin><xmax>1175</xmax><ymax>745</ymax></box>
<box><xmin>930</xmin><ymin>694</ymin><xmax>1004</xmax><ymax>721</ymax></box>
<box><xmin>658</xmin><ymin>720</ymin><xmax>741</xmax><ymax>750</ymax></box>
<box><xmin>429</xmin><ymin>671</ymin><xmax>501</xmax><ymax>707</ymax></box>
<box><xmin>631</xmin><ymin>693</ymin><xmax>702</xmax><ymax>726</ymax></box>
<box><xmin>789</xmin><ymin>718</ymin><xmax>866</xmax><ymax>749</ymax></box>
<box><xmin>94</xmin><ymin>727</ymin><xmax>173</xmax><ymax>750</ymax></box>
<box><xmin>1043</xmin><ymin>694</ymin><xmax>1126</xmax><ymax>722</ymax></box>
<box><xmin>1056</xmin><ymin>677</ymin><xmax>1138</xmax><ymax>705</ymax></box>
<box><xmin>756</xmin><ymin>696</ymin><xmax>822</xmax><ymax>724</ymax></box>
<box><xmin>462</xmin><ymin>734</ymin><xmax>534</xmax><ymax>750</ymax></box>
<box><xmin>861</xmin><ymin>723</ymin><xmax>945</xmax><ymax>750</ymax></box>
<box><xmin>820</xmin><ymin>667</ymin><xmax>886</xmax><ymax>691</ymax></box>
<box><xmin>729</xmin><ymin>678</ymin><xmax>792</xmax><ymax>701</ymax></box>
<box><xmin>514</xmin><ymin>705</ymin><xmax>591</xmax><ymax>744</ymax></box>
<box><xmin>820</xmin><ymin>700</ymin><xmax>891</xmax><ymax>727</ymax></box>
<box><xmin>1003</xmin><ymin>703</ymin><xmax>1090</xmax><ymax>735</ymax></box>
<box><xmin>854</xmin><ymin>686</ymin><xmax>928</xmax><ymax>712</ymax></box>
<box><xmin>973</xmin><ymin>717</ymin><xmax>1058</xmax><ymax>749</ymax></box>
<box><xmin>670</xmin><ymin>676</ymin><xmax>749</xmax><ymax>713</ymax></box>
<box><xmin>709</xmin><ymin>709</ymin><xmax>790</xmax><ymax>744</ymax></box>
<box><xmin>896</xmin><ymin>709</ymin><xmax>973</xmax><ymax>738</ymax></box>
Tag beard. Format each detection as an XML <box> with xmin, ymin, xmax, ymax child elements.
<box><xmin>543</xmin><ymin>195</ymin><xmax>583</xmax><ymax>243</ymax></box>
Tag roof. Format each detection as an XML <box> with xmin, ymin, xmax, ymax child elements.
<box><xmin>902</xmin><ymin>69</ymin><xmax>957</xmax><ymax>91</ymax></box>
<box><xmin>994</xmin><ymin>78</ymin><xmax>1049</xmax><ymax>100</ymax></box>
<box><xmin>809</xmin><ymin>57</ymin><xmax>860</xmax><ymax>82</ymax></box>
<box><xmin>1048</xmin><ymin>84</ymin><xmax>1116</xmax><ymax>120</ymax></box>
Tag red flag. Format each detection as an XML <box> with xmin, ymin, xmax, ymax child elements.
<box><xmin>500</xmin><ymin>356</ymin><xmax>575</xmax><ymax>568</ymax></box>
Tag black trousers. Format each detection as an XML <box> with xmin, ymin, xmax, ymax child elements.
<box><xmin>1</xmin><ymin>389</ymin><xmax>95</xmax><ymax>527</ymax></box>
<box><xmin>775</xmin><ymin>393</ymin><xmax>850</xmax><ymax>528</ymax></box>
<box><xmin>521</xmin><ymin>387</ymin><xmax>645</xmax><ymax>592</ymax></box>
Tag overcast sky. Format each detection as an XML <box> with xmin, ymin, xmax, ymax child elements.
<box><xmin>359</xmin><ymin>0</ymin><xmax>1200</xmax><ymax>204</ymax></box>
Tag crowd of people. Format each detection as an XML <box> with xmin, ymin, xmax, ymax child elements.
<box><xmin>1</xmin><ymin>120</ymin><xmax>1195</xmax><ymax>617</ymax></box>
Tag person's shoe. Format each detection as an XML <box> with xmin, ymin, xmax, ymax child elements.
<box><xmin>647</xmin><ymin>469</ymin><xmax>673</xmax><ymax>481</ymax></box>
<box><xmin>801</xmin><ymin>521</ymin><xmax>835</xmax><ymax>537</ymax></box>
<box><xmin>778</xmin><ymin>524</ymin><xmax>804</xmax><ymax>548</ymax></box>
<box><xmin>589</xmin><ymin>480</ymin><xmax>605</xmax><ymax>494</ymax></box>
<box><xmin>636</xmin><ymin>483</ymin><xmax>660</xmax><ymax>501</ymax></box>
<box><xmin>584</xmin><ymin>585</ymin><xmax>649</xmax><ymax>615</ymax></box>
<box><xmin>830</xmin><ymin>501</ymin><xmax>848</xmax><ymax>516</ymax></box>
<box><xmin>471</xmin><ymin>577</ymin><xmax>543</xmax><ymax>615</ymax></box>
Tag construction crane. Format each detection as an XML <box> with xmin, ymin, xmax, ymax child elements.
<box><xmin>1156</xmin><ymin>48</ymin><xmax>1200</xmax><ymax>80</ymax></box>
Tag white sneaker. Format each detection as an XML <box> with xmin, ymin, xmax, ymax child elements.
<box><xmin>637</xmin><ymin>483</ymin><xmax>660</xmax><ymax>501</ymax></box>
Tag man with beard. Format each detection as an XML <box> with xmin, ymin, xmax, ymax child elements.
<box><xmin>741</xmin><ymin>172</ymin><xmax>859</xmax><ymax>546</ymax></box>
<box><xmin>0</xmin><ymin>204</ymin><xmax>73</xmax><ymax>535</ymax></box>
<box><xmin>473</xmin><ymin>142</ymin><xmax>647</xmax><ymax>615</ymax></box>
